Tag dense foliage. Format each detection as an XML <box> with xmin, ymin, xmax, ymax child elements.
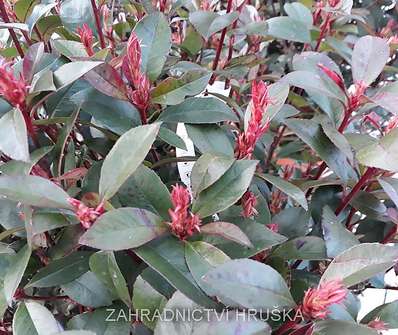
<box><xmin>1</xmin><ymin>0</ymin><xmax>398</xmax><ymax>334</ymax></box>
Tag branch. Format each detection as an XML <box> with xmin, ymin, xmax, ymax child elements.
<box><xmin>209</xmin><ymin>0</ymin><xmax>234</xmax><ymax>85</ymax></box>
<box><xmin>0</xmin><ymin>0</ymin><xmax>24</xmax><ymax>57</ymax></box>
<box><xmin>90</xmin><ymin>0</ymin><xmax>106</xmax><ymax>49</ymax></box>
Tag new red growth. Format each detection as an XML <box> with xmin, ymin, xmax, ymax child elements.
<box><xmin>77</xmin><ymin>23</ymin><xmax>95</xmax><ymax>56</ymax></box>
<box><xmin>123</xmin><ymin>32</ymin><xmax>151</xmax><ymax>122</ymax></box>
<box><xmin>167</xmin><ymin>184</ymin><xmax>201</xmax><ymax>240</ymax></box>
<box><xmin>302</xmin><ymin>280</ymin><xmax>347</xmax><ymax>319</ymax></box>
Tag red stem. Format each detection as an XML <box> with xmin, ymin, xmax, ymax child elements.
<box><xmin>265</xmin><ymin>124</ymin><xmax>286</xmax><ymax>169</ymax></box>
<box><xmin>209</xmin><ymin>0</ymin><xmax>234</xmax><ymax>85</ymax></box>
<box><xmin>334</xmin><ymin>167</ymin><xmax>377</xmax><ymax>216</ymax></box>
<box><xmin>90</xmin><ymin>0</ymin><xmax>106</xmax><ymax>49</ymax></box>
<box><xmin>314</xmin><ymin>13</ymin><xmax>331</xmax><ymax>51</ymax></box>
<box><xmin>0</xmin><ymin>0</ymin><xmax>24</xmax><ymax>57</ymax></box>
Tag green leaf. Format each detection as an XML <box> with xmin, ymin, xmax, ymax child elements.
<box><xmin>352</xmin><ymin>36</ymin><xmax>389</xmax><ymax>86</ymax></box>
<box><xmin>27</xmin><ymin>251</ymin><xmax>91</xmax><ymax>288</ymax></box>
<box><xmin>200</xmin><ymin>222</ymin><xmax>253</xmax><ymax>248</ymax></box>
<box><xmin>151</xmin><ymin>71</ymin><xmax>211</xmax><ymax>105</ymax></box>
<box><xmin>360</xmin><ymin>300</ymin><xmax>398</xmax><ymax>328</ymax></box>
<box><xmin>133</xmin><ymin>276</ymin><xmax>167</xmax><ymax>330</ymax></box>
<box><xmin>0</xmin><ymin>175</ymin><xmax>72</xmax><ymax>209</ymax></box>
<box><xmin>116</xmin><ymin>164</ymin><xmax>172</xmax><ymax>220</ymax></box>
<box><xmin>53</xmin><ymin>40</ymin><xmax>89</xmax><ymax>58</ymax></box>
<box><xmin>89</xmin><ymin>251</ymin><xmax>131</xmax><ymax>306</ymax></box>
<box><xmin>12</xmin><ymin>301</ymin><xmax>62</xmax><ymax>335</ymax></box>
<box><xmin>134</xmin><ymin>12</ymin><xmax>171</xmax><ymax>81</ymax></box>
<box><xmin>322</xmin><ymin>206</ymin><xmax>359</xmax><ymax>258</ymax></box>
<box><xmin>60</xmin><ymin>0</ymin><xmax>94</xmax><ymax>32</ymax></box>
<box><xmin>4</xmin><ymin>244</ymin><xmax>31</xmax><ymax>305</ymax></box>
<box><xmin>99</xmin><ymin>123</ymin><xmax>161</xmax><ymax>200</ymax></box>
<box><xmin>134</xmin><ymin>236</ymin><xmax>219</xmax><ymax>308</ymax></box>
<box><xmin>284</xmin><ymin>2</ymin><xmax>313</xmax><ymax>28</ymax></box>
<box><xmin>189</xmin><ymin>11</ymin><xmax>238</xmax><ymax>39</ymax></box>
<box><xmin>54</xmin><ymin>61</ymin><xmax>103</xmax><ymax>90</ymax></box>
<box><xmin>320</xmin><ymin>243</ymin><xmax>398</xmax><ymax>287</ymax></box>
<box><xmin>369</xmin><ymin>81</ymin><xmax>398</xmax><ymax>115</ymax></box>
<box><xmin>283</xmin><ymin>71</ymin><xmax>345</xmax><ymax>101</ymax></box>
<box><xmin>186</xmin><ymin>124</ymin><xmax>234</xmax><ymax>157</ymax></box>
<box><xmin>23</xmin><ymin>42</ymin><xmax>45</xmax><ymax>83</ymax></box>
<box><xmin>350</xmin><ymin>191</ymin><xmax>386</xmax><ymax>217</ymax></box>
<box><xmin>267</xmin><ymin>81</ymin><xmax>290</xmax><ymax>121</ymax></box>
<box><xmin>379</xmin><ymin>177</ymin><xmax>398</xmax><ymax>208</ymax></box>
<box><xmin>206</xmin><ymin>219</ymin><xmax>287</xmax><ymax>258</ymax></box>
<box><xmin>67</xmin><ymin>307</ymin><xmax>130</xmax><ymax>334</ymax></box>
<box><xmin>356</xmin><ymin>128</ymin><xmax>398</xmax><ymax>172</ymax></box>
<box><xmin>71</xmin><ymin>87</ymin><xmax>140</xmax><ymax>135</ymax></box>
<box><xmin>313</xmin><ymin>320</ymin><xmax>377</xmax><ymax>335</ymax></box>
<box><xmin>203</xmin><ymin>259</ymin><xmax>296</xmax><ymax>310</ymax></box>
<box><xmin>185</xmin><ymin>241</ymin><xmax>230</xmax><ymax>296</ymax></box>
<box><xmin>154</xmin><ymin>291</ymin><xmax>271</xmax><ymax>335</ymax></box>
<box><xmin>285</xmin><ymin>118</ymin><xmax>356</xmax><ymax>181</ymax></box>
<box><xmin>61</xmin><ymin>271</ymin><xmax>113</xmax><ymax>308</ymax></box>
<box><xmin>272</xmin><ymin>236</ymin><xmax>327</xmax><ymax>260</ymax></box>
<box><xmin>190</xmin><ymin>310</ymin><xmax>271</xmax><ymax>335</ymax></box>
<box><xmin>26</xmin><ymin>3</ymin><xmax>55</xmax><ymax>35</ymax></box>
<box><xmin>0</xmin><ymin>108</ymin><xmax>29</xmax><ymax>162</ymax></box>
<box><xmin>192</xmin><ymin>160</ymin><xmax>258</xmax><ymax>218</ymax></box>
<box><xmin>256</xmin><ymin>173</ymin><xmax>308</xmax><ymax>210</ymax></box>
<box><xmin>266</xmin><ymin>17</ymin><xmax>311</xmax><ymax>43</ymax></box>
<box><xmin>80</xmin><ymin>208</ymin><xmax>167</xmax><ymax>250</ymax></box>
<box><xmin>158</xmin><ymin>126</ymin><xmax>187</xmax><ymax>150</ymax></box>
<box><xmin>84</xmin><ymin>63</ymin><xmax>128</xmax><ymax>101</ymax></box>
<box><xmin>191</xmin><ymin>153</ymin><xmax>235</xmax><ymax>197</ymax></box>
<box><xmin>160</xmin><ymin>97</ymin><xmax>238</xmax><ymax>123</ymax></box>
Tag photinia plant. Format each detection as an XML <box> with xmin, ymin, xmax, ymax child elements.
<box><xmin>1</xmin><ymin>0</ymin><xmax>398</xmax><ymax>334</ymax></box>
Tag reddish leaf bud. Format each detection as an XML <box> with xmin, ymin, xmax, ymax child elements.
<box><xmin>167</xmin><ymin>185</ymin><xmax>201</xmax><ymax>240</ymax></box>
<box><xmin>317</xmin><ymin>63</ymin><xmax>345</xmax><ymax>92</ymax></box>
<box><xmin>76</xmin><ymin>24</ymin><xmax>95</xmax><ymax>56</ymax></box>
<box><xmin>302</xmin><ymin>280</ymin><xmax>347</xmax><ymax>319</ymax></box>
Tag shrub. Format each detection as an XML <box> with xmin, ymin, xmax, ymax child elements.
<box><xmin>0</xmin><ymin>0</ymin><xmax>398</xmax><ymax>334</ymax></box>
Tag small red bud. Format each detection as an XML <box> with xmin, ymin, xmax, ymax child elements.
<box><xmin>317</xmin><ymin>63</ymin><xmax>345</xmax><ymax>92</ymax></box>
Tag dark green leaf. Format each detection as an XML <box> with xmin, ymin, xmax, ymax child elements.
<box><xmin>285</xmin><ymin>118</ymin><xmax>356</xmax><ymax>181</ymax></box>
<box><xmin>27</xmin><ymin>251</ymin><xmax>91</xmax><ymax>288</ymax></box>
<box><xmin>272</xmin><ymin>236</ymin><xmax>327</xmax><ymax>260</ymax></box>
<box><xmin>0</xmin><ymin>108</ymin><xmax>29</xmax><ymax>162</ymax></box>
<box><xmin>0</xmin><ymin>175</ymin><xmax>72</xmax><ymax>209</ymax></box>
<box><xmin>356</xmin><ymin>128</ymin><xmax>398</xmax><ymax>172</ymax></box>
<box><xmin>189</xmin><ymin>11</ymin><xmax>238</xmax><ymax>39</ymax></box>
<box><xmin>134</xmin><ymin>12</ymin><xmax>171</xmax><ymax>81</ymax></box>
<box><xmin>203</xmin><ymin>259</ymin><xmax>296</xmax><ymax>310</ymax></box>
<box><xmin>160</xmin><ymin>97</ymin><xmax>238</xmax><ymax>123</ymax></box>
<box><xmin>4</xmin><ymin>244</ymin><xmax>31</xmax><ymax>305</ymax></box>
<box><xmin>191</xmin><ymin>153</ymin><xmax>235</xmax><ymax>197</ymax></box>
<box><xmin>322</xmin><ymin>206</ymin><xmax>359</xmax><ymax>258</ymax></box>
<box><xmin>151</xmin><ymin>71</ymin><xmax>211</xmax><ymax>105</ymax></box>
<box><xmin>134</xmin><ymin>236</ymin><xmax>219</xmax><ymax>308</ymax></box>
<box><xmin>257</xmin><ymin>173</ymin><xmax>308</xmax><ymax>210</ymax></box>
<box><xmin>201</xmin><ymin>222</ymin><xmax>253</xmax><ymax>248</ymax></box>
<box><xmin>313</xmin><ymin>320</ymin><xmax>377</xmax><ymax>335</ymax></box>
<box><xmin>266</xmin><ymin>17</ymin><xmax>311</xmax><ymax>43</ymax></box>
<box><xmin>61</xmin><ymin>271</ymin><xmax>113</xmax><ymax>308</ymax></box>
<box><xmin>12</xmin><ymin>301</ymin><xmax>62</xmax><ymax>335</ymax></box>
<box><xmin>99</xmin><ymin>123</ymin><xmax>161</xmax><ymax>200</ymax></box>
<box><xmin>320</xmin><ymin>243</ymin><xmax>398</xmax><ymax>287</ymax></box>
<box><xmin>192</xmin><ymin>160</ymin><xmax>258</xmax><ymax>218</ymax></box>
<box><xmin>80</xmin><ymin>208</ymin><xmax>167</xmax><ymax>250</ymax></box>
